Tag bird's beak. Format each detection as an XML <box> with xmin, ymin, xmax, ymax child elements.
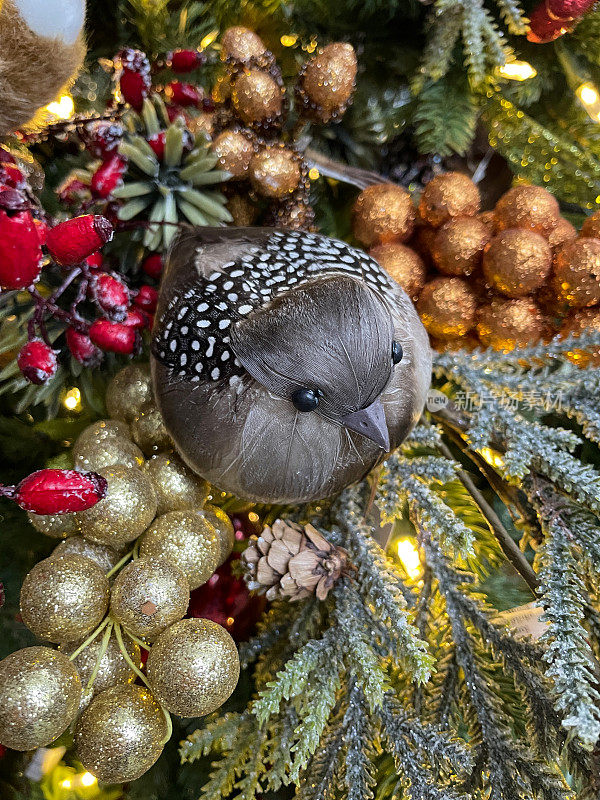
<box><xmin>341</xmin><ymin>398</ymin><xmax>390</xmax><ymax>451</ymax></box>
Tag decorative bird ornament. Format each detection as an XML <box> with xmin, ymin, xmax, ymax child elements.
<box><xmin>151</xmin><ymin>227</ymin><xmax>432</xmax><ymax>504</ymax></box>
<box><xmin>0</xmin><ymin>0</ymin><xmax>86</xmax><ymax>135</ymax></box>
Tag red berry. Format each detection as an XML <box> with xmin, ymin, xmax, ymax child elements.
<box><xmin>188</xmin><ymin>554</ymin><xmax>265</xmax><ymax>642</ymax></box>
<box><xmin>82</xmin><ymin>120</ymin><xmax>124</xmax><ymax>159</ymax></box>
<box><xmin>527</xmin><ymin>3</ymin><xmax>570</xmax><ymax>40</ymax></box>
<box><xmin>0</xmin><ymin>148</ymin><xmax>16</xmax><ymax>164</ymax></box>
<box><xmin>118</xmin><ymin>49</ymin><xmax>152</xmax><ymax>111</ymax></box>
<box><xmin>148</xmin><ymin>131</ymin><xmax>166</xmax><ymax>160</ymax></box>
<box><xmin>15</xmin><ymin>469</ymin><xmax>108</xmax><ymax>515</ymax></box>
<box><xmin>0</xmin><ymin>188</ymin><xmax>29</xmax><ymax>212</ymax></box>
<box><xmin>167</xmin><ymin>81</ymin><xmax>202</xmax><ymax>108</ymax></box>
<box><xmin>91</xmin><ymin>154</ymin><xmax>127</xmax><ymax>199</ymax></box>
<box><xmin>547</xmin><ymin>0</ymin><xmax>596</xmax><ymax>18</ymax></box>
<box><xmin>46</xmin><ymin>215</ymin><xmax>114</xmax><ymax>266</ymax></box>
<box><xmin>134</xmin><ymin>284</ymin><xmax>159</xmax><ymax>313</ymax></box>
<box><xmin>66</xmin><ymin>327</ymin><xmax>103</xmax><ymax>367</ymax></box>
<box><xmin>166</xmin><ymin>104</ymin><xmax>189</xmax><ymax>124</ymax></box>
<box><xmin>0</xmin><ymin>210</ymin><xmax>43</xmax><ymax>289</ymax></box>
<box><xmin>86</xmin><ymin>251</ymin><xmax>104</xmax><ymax>269</ymax></box>
<box><xmin>57</xmin><ymin>175</ymin><xmax>91</xmax><ymax>207</ymax></box>
<box><xmin>92</xmin><ymin>273</ymin><xmax>130</xmax><ymax>321</ymax></box>
<box><xmin>0</xmin><ymin>163</ymin><xmax>25</xmax><ymax>188</ymax></box>
<box><xmin>33</xmin><ymin>218</ymin><xmax>50</xmax><ymax>246</ymax></box>
<box><xmin>17</xmin><ymin>340</ymin><xmax>58</xmax><ymax>385</ymax></box>
<box><xmin>142</xmin><ymin>253</ymin><xmax>163</xmax><ymax>280</ymax></box>
<box><xmin>123</xmin><ymin>307</ymin><xmax>151</xmax><ymax>329</ymax></box>
<box><xmin>170</xmin><ymin>49</ymin><xmax>205</xmax><ymax>73</ymax></box>
<box><xmin>89</xmin><ymin>318</ymin><xmax>138</xmax><ymax>354</ymax></box>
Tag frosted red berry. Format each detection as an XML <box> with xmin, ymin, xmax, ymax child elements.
<box><xmin>82</xmin><ymin>120</ymin><xmax>124</xmax><ymax>159</ymax></box>
<box><xmin>91</xmin><ymin>154</ymin><xmax>127</xmax><ymax>199</ymax></box>
<box><xmin>66</xmin><ymin>327</ymin><xmax>103</xmax><ymax>367</ymax></box>
<box><xmin>14</xmin><ymin>469</ymin><xmax>108</xmax><ymax>515</ymax></box>
<box><xmin>0</xmin><ymin>210</ymin><xmax>43</xmax><ymax>289</ymax></box>
<box><xmin>0</xmin><ymin>188</ymin><xmax>29</xmax><ymax>212</ymax></box>
<box><xmin>148</xmin><ymin>131</ymin><xmax>166</xmax><ymax>160</ymax></box>
<box><xmin>123</xmin><ymin>307</ymin><xmax>151</xmax><ymax>329</ymax></box>
<box><xmin>17</xmin><ymin>340</ymin><xmax>58</xmax><ymax>385</ymax></box>
<box><xmin>46</xmin><ymin>215</ymin><xmax>114</xmax><ymax>266</ymax></box>
<box><xmin>118</xmin><ymin>49</ymin><xmax>152</xmax><ymax>111</ymax></box>
<box><xmin>58</xmin><ymin>175</ymin><xmax>91</xmax><ymax>207</ymax></box>
<box><xmin>134</xmin><ymin>284</ymin><xmax>159</xmax><ymax>313</ymax></box>
<box><xmin>170</xmin><ymin>49</ymin><xmax>205</xmax><ymax>73</ymax></box>
<box><xmin>89</xmin><ymin>318</ymin><xmax>138</xmax><ymax>354</ymax></box>
<box><xmin>86</xmin><ymin>251</ymin><xmax>104</xmax><ymax>269</ymax></box>
<box><xmin>167</xmin><ymin>81</ymin><xmax>202</xmax><ymax>107</ymax></box>
<box><xmin>92</xmin><ymin>273</ymin><xmax>130</xmax><ymax>321</ymax></box>
<box><xmin>0</xmin><ymin>163</ymin><xmax>25</xmax><ymax>188</ymax></box>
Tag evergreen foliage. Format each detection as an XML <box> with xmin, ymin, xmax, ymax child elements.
<box><xmin>179</xmin><ymin>333</ymin><xmax>600</xmax><ymax>799</ymax></box>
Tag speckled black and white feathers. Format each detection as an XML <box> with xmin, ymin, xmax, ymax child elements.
<box><xmin>152</xmin><ymin>229</ymin><xmax>399</xmax><ymax>385</ymax></box>
<box><xmin>151</xmin><ymin>226</ymin><xmax>432</xmax><ymax>504</ymax></box>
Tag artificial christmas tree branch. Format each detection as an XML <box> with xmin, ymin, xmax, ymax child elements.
<box><xmin>436</xmin><ymin>437</ymin><xmax>539</xmax><ymax>594</ymax></box>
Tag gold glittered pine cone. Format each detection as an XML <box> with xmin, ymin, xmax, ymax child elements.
<box><xmin>242</xmin><ymin>520</ymin><xmax>352</xmax><ymax>602</ymax></box>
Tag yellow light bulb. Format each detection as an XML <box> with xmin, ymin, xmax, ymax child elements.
<box><xmin>201</xmin><ymin>30</ymin><xmax>218</xmax><ymax>50</ymax></box>
<box><xmin>496</xmin><ymin>61</ymin><xmax>537</xmax><ymax>81</ymax></box>
<box><xmin>46</xmin><ymin>94</ymin><xmax>75</xmax><ymax>120</ymax></box>
<box><xmin>280</xmin><ymin>34</ymin><xmax>298</xmax><ymax>47</ymax></box>
<box><xmin>61</xmin><ymin>778</ymin><xmax>72</xmax><ymax>789</ymax></box>
<box><xmin>248</xmin><ymin>512</ymin><xmax>259</xmax><ymax>523</ymax></box>
<box><xmin>63</xmin><ymin>387</ymin><xmax>82</xmax><ymax>412</ymax></box>
<box><xmin>79</xmin><ymin>771</ymin><xmax>97</xmax><ymax>787</ymax></box>
<box><xmin>396</xmin><ymin>538</ymin><xmax>421</xmax><ymax>580</ymax></box>
<box><xmin>308</xmin><ymin>167</ymin><xmax>320</xmax><ymax>181</ymax></box>
<box><xmin>578</xmin><ymin>83</ymin><xmax>598</xmax><ymax>105</ymax></box>
<box><xmin>576</xmin><ymin>82</ymin><xmax>600</xmax><ymax>122</ymax></box>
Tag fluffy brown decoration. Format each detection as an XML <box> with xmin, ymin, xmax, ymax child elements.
<box><xmin>0</xmin><ymin>0</ymin><xmax>85</xmax><ymax>135</ymax></box>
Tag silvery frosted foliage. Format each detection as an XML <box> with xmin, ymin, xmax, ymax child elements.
<box><xmin>182</xmin><ymin>333</ymin><xmax>600</xmax><ymax>800</ymax></box>
<box><xmin>432</xmin><ymin>332</ymin><xmax>600</xmax><ymax>755</ymax></box>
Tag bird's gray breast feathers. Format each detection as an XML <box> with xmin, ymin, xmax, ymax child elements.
<box><xmin>152</xmin><ymin>228</ymin><xmax>400</xmax><ymax>386</ymax></box>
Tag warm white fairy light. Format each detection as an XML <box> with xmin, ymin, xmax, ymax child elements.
<box><xmin>45</xmin><ymin>94</ymin><xmax>75</xmax><ymax>121</ymax></box>
<box><xmin>396</xmin><ymin>538</ymin><xmax>421</xmax><ymax>580</ymax></box>
<box><xmin>576</xmin><ymin>81</ymin><xmax>600</xmax><ymax>122</ymax></box>
<box><xmin>77</xmin><ymin>771</ymin><xmax>97</xmax><ymax>788</ymax></box>
<box><xmin>497</xmin><ymin>61</ymin><xmax>537</xmax><ymax>81</ymax></box>
<box><xmin>201</xmin><ymin>30</ymin><xmax>218</xmax><ymax>50</ymax></box>
<box><xmin>63</xmin><ymin>387</ymin><xmax>82</xmax><ymax>412</ymax></box>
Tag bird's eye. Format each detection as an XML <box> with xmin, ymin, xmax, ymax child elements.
<box><xmin>292</xmin><ymin>388</ymin><xmax>320</xmax><ymax>412</ymax></box>
<box><xmin>392</xmin><ymin>341</ymin><xmax>403</xmax><ymax>365</ymax></box>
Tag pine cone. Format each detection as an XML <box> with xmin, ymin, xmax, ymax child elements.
<box><xmin>242</xmin><ymin>520</ymin><xmax>352</xmax><ymax>602</ymax></box>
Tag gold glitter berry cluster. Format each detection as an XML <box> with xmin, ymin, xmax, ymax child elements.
<box><xmin>0</xmin><ymin>364</ymin><xmax>240</xmax><ymax>784</ymax></box>
<box><xmin>353</xmin><ymin>174</ymin><xmax>600</xmax><ymax>353</ymax></box>
<box><xmin>210</xmin><ymin>26</ymin><xmax>357</xmax><ymax>230</ymax></box>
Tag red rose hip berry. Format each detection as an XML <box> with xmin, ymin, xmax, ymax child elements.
<box><xmin>14</xmin><ymin>469</ymin><xmax>108</xmax><ymax>514</ymax></box>
<box><xmin>89</xmin><ymin>319</ymin><xmax>138</xmax><ymax>354</ymax></box>
<box><xmin>0</xmin><ymin>210</ymin><xmax>43</xmax><ymax>289</ymax></box>
<box><xmin>66</xmin><ymin>327</ymin><xmax>103</xmax><ymax>367</ymax></box>
<box><xmin>17</xmin><ymin>340</ymin><xmax>58</xmax><ymax>384</ymax></box>
<box><xmin>46</xmin><ymin>215</ymin><xmax>114</xmax><ymax>266</ymax></box>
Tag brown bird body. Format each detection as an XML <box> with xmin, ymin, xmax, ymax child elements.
<box><xmin>151</xmin><ymin>227</ymin><xmax>431</xmax><ymax>504</ymax></box>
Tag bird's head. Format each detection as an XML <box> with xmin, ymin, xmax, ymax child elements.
<box><xmin>229</xmin><ymin>275</ymin><xmax>404</xmax><ymax>451</ymax></box>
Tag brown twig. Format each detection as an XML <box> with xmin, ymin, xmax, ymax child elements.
<box><xmin>437</xmin><ymin>438</ymin><xmax>539</xmax><ymax>595</ymax></box>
